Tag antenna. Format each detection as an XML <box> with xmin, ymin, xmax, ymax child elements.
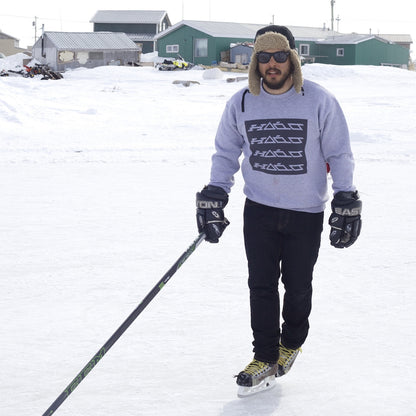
<box><xmin>330</xmin><ymin>0</ymin><xmax>335</xmax><ymax>31</ymax></box>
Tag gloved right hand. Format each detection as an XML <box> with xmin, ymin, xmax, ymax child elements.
<box><xmin>196</xmin><ymin>185</ymin><xmax>230</xmax><ymax>243</ymax></box>
<box><xmin>329</xmin><ymin>190</ymin><xmax>362</xmax><ymax>248</ymax></box>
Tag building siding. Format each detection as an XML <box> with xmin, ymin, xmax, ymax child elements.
<box><xmin>91</xmin><ymin>13</ymin><xmax>171</xmax><ymax>54</ymax></box>
<box><xmin>316</xmin><ymin>44</ymin><xmax>356</xmax><ymax>65</ymax></box>
<box><xmin>156</xmin><ymin>21</ymin><xmax>411</xmax><ymax>68</ymax></box>
<box><xmin>94</xmin><ymin>23</ymin><xmax>156</xmax><ymax>34</ymax></box>
<box><xmin>314</xmin><ymin>38</ymin><xmax>409</xmax><ymax>66</ymax></box>
<box><xmin>356</xmin><ymin>38</ymin><xmax>409</xmax><ymax>66</ymax></box>
<box><xmin>157</xmin><ymin>25</ymin><xmax>252</xmax><ymax>65</ymax></box>
<box><xmin>32</xmin><ymin>32</ymin><xmax>140</xmax><ymax>71</ymax></box>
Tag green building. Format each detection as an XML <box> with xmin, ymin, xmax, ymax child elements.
<box><xmin>154</xmin><ymin>20</ymin><xmax>263</xmax><ymax>66</ymax></box>
<box><xmin>300</xmin><ymin>34</ymin><xmax>410</xmax><ymax>67</ymax></box>
<box><xmin>154</xmin><ymin>21</ymin><xmax>411</xmax><ymax>68</ymax></box>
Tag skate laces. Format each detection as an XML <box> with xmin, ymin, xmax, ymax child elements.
<box><xmin>242</xmin><ymin>359</ymin><xmax>271</xmax><ymax>376</ymax></box>
<box><xmin>278</xmin><ymin>344</ymin><xmax>301</xmax><ymax>367</ymax></box>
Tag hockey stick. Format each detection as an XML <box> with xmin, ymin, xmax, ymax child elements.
<box><xmin>42</xmin><ymin>232</ymin><xmax>206</xmax><ymax>416</ymax></box>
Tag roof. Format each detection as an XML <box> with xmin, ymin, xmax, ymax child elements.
<box><xmin>127</xmin><ymin>33</ymin><xmax>155</xmax><ymax>42</ymax></box>
<box><xmin>40</xmin><ymin>32</ymin><xmax>139</xmax><ymax>50</ymax></box>
<box><xmin>316</xmin><ymin>33</ymin><xmax>410</xmax><ymax>45</ymax></box>
<box><xmin>154</xmin><ymin>21</ymin><xmax>264</xmax><ymax>40</ymax></box>
<box><xmin>154</xmin><ymin>20</ymin><xmax>342</xmax><ymax>41</ymax></box>
<box><xmin>154</xmin><ymin>20</ymin><xmax>413</xmax><ymax>50</ymax></box>
<box><xmin>317</xmin><ymin>33</ymin><xmax>377</xmax><ymax>45</ymax></box>
<box><xmin>0</xmin><ymin>31</ymin><xmax>19</xmax><ymax>41</ymax></box>
<box><xmin>90</xmin><ymin>10</ymin><xmax>168</xmax><ymax>24</ymax></box>
<box><xmin>378</xmin><ymin>34</ymin><xmax>413</xmax><ymax>44</ymax></box>
<box><xmin>287</xmin><ymin>25</ymin><xmax>342</xmax><ymax>41</ymax></box>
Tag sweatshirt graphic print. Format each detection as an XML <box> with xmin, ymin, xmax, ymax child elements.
<box><xmin>245</xmin><ymin>118</ymin><xmax>307</xmax><ymax>175</ymax></box>
<box><xmin>209</xmin><ymin>80</ymin><xmax>355</xmax><ymax>213</ymax></box>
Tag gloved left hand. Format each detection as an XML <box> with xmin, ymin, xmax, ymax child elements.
<box><xmin>329</xmin><ymin>191</ymin><xmax>362</xmax><ymax>248</ymax></box>
<box><xmin>196</xmin><ymin>185</ymin><xmax>230</xmax><ymax>243</ymax></box>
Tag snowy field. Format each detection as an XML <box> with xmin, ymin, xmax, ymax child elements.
<box><xmin>1</xmin><ymin>57</ymin><xmax>416</xmax><ymax>415</ymax></box>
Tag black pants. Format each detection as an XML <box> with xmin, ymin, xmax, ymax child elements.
<box><xmin>243</xmin><ymin>199</ymin><xmax>324</xmax><ymax>363</ymax></box>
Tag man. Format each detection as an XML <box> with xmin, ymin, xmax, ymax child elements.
<box><xmin>196</xmin><ymin>25</ymin><xmax>362</xmax><ymax>392</ymax></box>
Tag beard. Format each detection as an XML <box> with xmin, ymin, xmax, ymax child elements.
<box><xmin>259</xmin><ymin>63</ymin><xmax>294</xmax><ymax>92</ymax></box>
<box><xmin>262</xmin><ymin>68</ymin><xmax>292</xmax><ymax>91</ymax></box>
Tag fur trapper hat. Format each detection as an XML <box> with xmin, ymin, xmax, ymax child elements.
<box><xmin>248</xmin><ymin>25</ymin><xmax>303</xmax><ymax>95</ymax></box>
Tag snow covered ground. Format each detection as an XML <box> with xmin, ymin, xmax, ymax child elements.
<box><xmin>1</xmin><ymin>57</ymin><xmax>416</xmax><ymax>415</ymax></box>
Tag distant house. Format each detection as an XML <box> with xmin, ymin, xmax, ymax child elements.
<box><xmin>378</xmin><ymin>34</ymin><xmax>413</xmax><ymax>50</ymax></box>
<box><xmin>32</xmin><ymin>32</ymin><xmax>140</xmax><ymax>71</ymax></box>
<box><xmin>155</xmin><ymin>20</ymin><xmax>264</xmax><ymax>66</ymax></box>
<box><xmin>230</xmin><ymin>43</ymin><xmax>253</xmax><ymax>65</ymax></box>
<box><xmin>0</xmin><ymin>31</ymin><xmax>28</xmax><ymax>56</ymax></box>
<box><xmin>90</xmin><ymin>10</ymin><xmax>171</xmax><ymax>54</ymax></box>
<box><xmin>300</xmin><ymin>33</ymin><xmax>410</xmax><ymax>67</ymax></box>
<box><xmin>155</xmin><ymin>20</ymin><xmax>412</xmax><ymax>68</ymax></box>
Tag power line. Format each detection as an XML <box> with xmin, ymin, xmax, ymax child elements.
<box><xmin>0</xmin><ymin>13</ymin><xmax>88</xmax><ymax>23</ymax></box>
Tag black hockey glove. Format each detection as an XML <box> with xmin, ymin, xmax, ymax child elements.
<box><xmin>329</xmin><ymin>191</ymin><xmax>362</xmax><ymax>248</ymax></box>
<box><xmin>196</xmin><ymin>185</ymin><xmax>230</xmax><ymax>243</ymax></box>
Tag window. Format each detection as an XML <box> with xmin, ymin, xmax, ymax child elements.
<box><xmin>194</xmin><ymin>38</ymin><xmax>208</xmax><ymax>57</ymax></box>
<box><xmin>89</xmin><ymin>52</ymin><xmax>104</xmax><ymax>60</ymax></box>
<box><xmin>77</xmin><ymin>52</ymin><xmax>89</xmax><ymax>64</ymax></box>
<box><xmin>166</xmin><ymin>44</ymin><xmax>179</xmax><ymax>53</ymax></box>
<box><xmin>337</xmin><ymin>48</ymin><xmax>344</xmax><ymax>57</ymax></box>
<box><xmin>58</xmin><ymin>51</ymin><xmax>75</xmax><ymax>63</ymax></box>
<box><xmin>299</xmin><ymin>44</ymin><xmax>310</xmax><ymax>56</ymax></box>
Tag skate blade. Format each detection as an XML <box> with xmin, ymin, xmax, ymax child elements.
<box><xmin>237</xmin><ymin>375</ymin><xmax>276</xmax><ymax>398</ymax></box>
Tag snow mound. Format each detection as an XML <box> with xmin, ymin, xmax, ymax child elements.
<box><xmin>202</xmin><ymin>68</ymin><xmax>224</xmax><ymax>80</ymax></box>
<box><xmin>0</xmin><ymin>53</ymin><xmax>31</xmax><ymax>71</ymax></box>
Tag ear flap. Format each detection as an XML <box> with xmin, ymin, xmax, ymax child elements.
<box><xmin>248</xmin><ymin>53</ymin><xmax>261</xmax><ymax>95</ymax></box>
<box><xmin>289</xmin><ymin>49</ymin><xmax>303</xmax><ymax>94</ymax></box>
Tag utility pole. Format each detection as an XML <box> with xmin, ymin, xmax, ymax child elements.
<box><xmin>330</xmin><ymin>0</ymin><xmax>335</xmax><ymax>31</ymax></box>
<box><xmin>32</xmin><ymin>16</ymin><xmax>38</xmax><ymax>43</ymax></box>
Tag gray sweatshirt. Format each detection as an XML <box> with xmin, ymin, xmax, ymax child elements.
<box><xmin>209</xmin><ymin>80</ymin><xmax>356</xmax><ymax>213</ymax></box>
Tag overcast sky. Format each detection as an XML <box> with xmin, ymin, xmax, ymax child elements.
<box><xmin>1</xmin><ymin>0</ymin><xmax>415</xmax><ymax>55</ymax></box>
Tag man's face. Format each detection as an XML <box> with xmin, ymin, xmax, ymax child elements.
<box><xmin>257</xmin><ymin>49</ymin><xmax>293</xmax><ymax>94</ymax></box>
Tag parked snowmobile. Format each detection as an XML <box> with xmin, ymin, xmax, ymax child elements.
<box><xmin>2</xmin><ymin>63</ymin><xmax>63</xmax><ymax>80</ymax></box>
<box><xmin>156</xmin><ymin>55</ymin><xmax>193</xmax><ymax>71</ymax></box>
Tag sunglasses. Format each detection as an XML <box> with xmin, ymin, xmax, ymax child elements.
<box><xmin>256</xmin><ymin>51</ymin><xmax>290</xmax><ymax>64</ymax></box>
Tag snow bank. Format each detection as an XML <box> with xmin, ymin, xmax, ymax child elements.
<box><xmin>0</xmin><ymin>52</ymin><xmax>31</xmax><ymax>71</ymax></box>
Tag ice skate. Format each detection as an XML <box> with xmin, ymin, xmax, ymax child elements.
<box><xmin>236</xmin><ymin>359</ymin><xmax>278</xmax><ymax>397</ymax></box>
<box><xmin>276</xmin><ymin>343</ymin><xmax>301</xmax><ymax>377</ymax></box>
